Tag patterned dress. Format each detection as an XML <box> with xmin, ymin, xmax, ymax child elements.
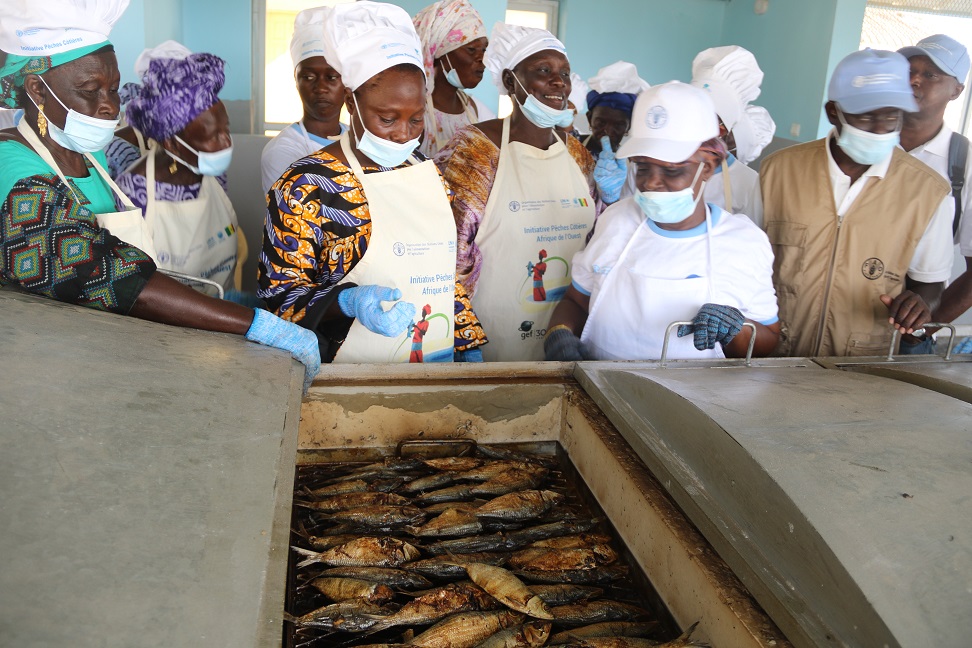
<box><xmin>258</xmin><ymin>147</ymin><xmax>487</xmax><ymax>362</ymax></box>
<box><xmin>0</xmin><ymin>141</ymin><xmax>156</xmax><ymax>313</ymax></box>
<box><xmin>435</xmin><ymin>124</ymin><xmax>599</xmax><ymax>295</ymax></box>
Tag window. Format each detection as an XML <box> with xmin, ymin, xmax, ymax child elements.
<box><xmin>498</xmin><ymin>0</ymin><xmax>562</xmax><ymax>118</ymax></box>
<box><xmin>861</xmin><ymin>1</ymin><xmax>972</xmax><ymax>136</ymax></box>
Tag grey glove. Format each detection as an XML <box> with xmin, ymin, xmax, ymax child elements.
<box><xmin>544</xmin><ymin>327</ymin><xmax>584</xmax><ymax>361</ymax></box>
<box><xmin>677</xmin><ymin>303</ymin><xmax>745</xmax><ymax>350</ymax></box>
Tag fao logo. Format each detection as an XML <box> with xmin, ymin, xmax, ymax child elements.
<box><xmin>157</xmin><ymin>251</ymin><xmax>169</xmax><ymax>264</ymax></box>
<box><xmin>861</xmin><ymin>257</ymin><xmax>884</xmax><ymax>279</ymax></box>
<box><xmin>509</xmin><ymin>200</ymin><xmax>521</xmax><ymax>212</ymax></box>
<box><xmin>393</xmin><ymin>242</ymin><xmax>406</xmax><ymax>256</ymax></box>
<box><xmin>645</xmin><ymin>105</ymin><xmax>668</xmax><ymax>129</ymax></box>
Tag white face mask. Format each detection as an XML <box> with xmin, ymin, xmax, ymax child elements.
<box><xmin>167</xmin><ymin>134</ymin><xmax>234</xmax><ymax>176</ymax></box>
<box><xmin>33</xmin><ymin>76</ymin><xmax>119</xmax><ymax>153</ymax></box>
<box><xmin>443</xmin><ymin>54</ymin><xmax>465</xmax><ymax>90</ymax></box>
<box><xmin>351</xmin><ymin>95</ymin><xmax>420</xmax><ymax>168</ymax></box>
<box><xmin>835</xmin><ymin>107</ymin><xmax>901</xmax><ymax>166</ymax></box>
<box><xmin>634</xmin><ymin>162</ymin><xmax>706</xmax><ymax>224</ymax></box>
<box><xmin>512</xmin><ymin>74</ymin><xmax>575</xmax><ymax>129</ymax></box>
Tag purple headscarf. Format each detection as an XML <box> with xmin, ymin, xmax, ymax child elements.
<box><xmin>586</xmin><ymin>90</ymin><xmax>638</xmax><ymax>118</ymax></box>
<box><xmin>125</xmin><ymin>53</ymin><xmax>225</xmax><ymax>142</ymax></box>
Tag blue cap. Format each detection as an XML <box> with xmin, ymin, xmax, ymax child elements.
<box><xmin>899</xmin><ymin>34</ymin><xmax>970</xmax><ymax>84</ymax></box>
<box><xmin>828</xmin><ymin>49</ymin><xmax>918</xmax><ymax>114</ymax></box>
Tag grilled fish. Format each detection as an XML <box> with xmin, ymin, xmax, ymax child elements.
<box><xmin>316</xmin><ymin>566</ymin><xmax>433</xmax><ymax>589</ymax></box>
<box><xmin>324</xmin><ymin>505</ymin><xmax>426</xmax><ymax>527</ymax></box>
<box><xmin>423</xmin><ymin>457</ymin><xmax>484</xmax><ymax>472</ymax></box>
<box><xmin>367</xmin><ymin>582</ymin><xmax>500</xmax><ymax>630</ymax></box>
<box><xmin>283</xmin><ymin>599</ymin><xmax>387</xmax><ymax>630</ymax></box>
<box><xmin>505</xmin><ymin>519</ymin><xmax>601</xmax><ymax>546</ymax></box>
<box><xmin>475</xmin><ymin>446</ymin><xmax>558</xmax><ymax>467</ymax></box>
<box><xmin>407</xmin><ymin>508</ymin><xmax>484</xmax><ymax>538</ymax></box>
<box><xmin>549</xmin><ymin>600</ymin><xmax>647</xmax><ymax>626</ymax></box>
<box><xmin>298</xmin><ymin>491</ymin><xmax>411</xmax><ymax>511</ymax></box>
<box><xmin>514</xmin><ymin>564</ymin><xmax>628</xmax><ymax>585</ymax></box>
<box><xmin>548</xmin><ymin>621</ymin><xmax>660</xmax><ymax>645</ymax></box>
<box><xmin>407</xmin><ymin>552</ymin><xmax>510</xmax><ymax>580</ymax></box>
<box><xmin>508</xmin><ymin>546</ymin><xmax>618</xmax><ymax>571</ymax></box>
<box><xmin>568</xmin><ymin>622</ymin><xmax>708</xmax><ymax>648</ymax></box>
<box><xmin>402</xmin><ymin>472</ymin><xmax>462</xmax><ymax>494</ymax></box>
<box><xmin>459</xmin><ymin>562</ymin><xmax>552</xmax><ymax>620</ymax></box>
<box><xmin>420</xmin><ymin>500</ymin><xmax>484</xmax><ymax>515</ymax></box>
<box><xmin>528</xmin><ymin>584</ymin><xmax>604</xmax><ymax>606</ymax></box>
<box><xmin>475</xmin><ymin>620</ymin><xmax>552</xmax><ymax>648</ymax></box>
<box><xmin>306</xmin><ymin>534</ymin><xmax>360</xmax><ymax>551</ymax></box>
<box><xmin>306</xmin><ymin>477</ymin><xmax>406</xmax><ymax>497</ymax></box>
<box><xmin>470</xmin><ymin>470</ymin><xmax>547</xmax><ymax>497</ymax></box>
<box><xmin>415</xmin><ymin>484</ymin><xmax>476</xmax><ymax>504</ymax></box>
<box><xmin>309</xmin><ymin>577</ymin><xmax>395</xmax><ymax>604</ymax></box>
<box><xmin>293</xmin><ymin>537</ymin><xmax>421</xmax><ymax>568</ymax></box>
<box><xmin>474</xmin><ymin>490</ymin><xmax>565</xmax><ymax>521</ymax></box>
<box><xmin>425</xmin><ymin>533</ymin><xmax>512</xmax><ymax>556</ymax></box>
<box><xmin>411</xmin><ymin>610</ymin><xmax>525</xmax><ymax>648</ymax></box>
<box><xmin>530</xmin><ymin>534</ymin><xmax>612</xmax><ymax>549</ymax></box>
<box><xmin>457</xmin><ymin>461</ymin><xmax>543</xmax><ymax>482</ymax></box>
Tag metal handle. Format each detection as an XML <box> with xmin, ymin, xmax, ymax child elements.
<box><xmin>158</xmin><ymin>269</ymin><xmax>225</xmax><ymax>300</ymax></box>
<box><xmin>887</xmin><ymin>322</ymin><xmax>958</xmax><ymax>361</ymax></box>
<box><xmin>660</xmin><ymin>320</ymin><xmax>757</xmax><ymax>367</ymax></box>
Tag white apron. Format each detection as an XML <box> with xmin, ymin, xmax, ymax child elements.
<box><xmin>17</xmin><ymin>119</ymin><xmax>159</xmax><ymax>262</ymax></box>
<box><xmin>333</xmin><ymin>133</ymin><xmax>457</xmax><ymax>363</ymax></box>
<box><xmin>475</xmin><ymin>118</ymin><xmax>596</xmax><ymax>361</ymax></box>
<box><xmin>581</xmin><ymin>204</ymin><xmax>721</xmax><ymax>361</ymax></box>
<box><xmin>144</xmin><ymin>145</ymin><xmax>240</xmax><ymax>291</ymax></box>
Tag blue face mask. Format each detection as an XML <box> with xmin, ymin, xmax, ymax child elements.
<box><xmin>835</xmin><ymin>107</ymin><xmax>900</xmax><ymax>166</ymax></box>
<box><xmin>169</xmin><ymin>134</ymin><xmax>234</xmax><ymax>176</ymax></box>
<box><xmin>513</xmin><ymin>75</ymin><xmax>575</xmax><ymax>129</ymax></box>
<box><xmin>351</xmin><ymin>95</ymin><xmax>420</xmax><ymax>168</ymax></box>
<box><xmin>443</xmin><ymin>54</ymin><xmax>465</xmax><ymax>90</ymax></box>
<box><xmin>35</xmin><ymin>76</ymin><xmax>118</xmax><ymax>153</ymax></box>
<box><xmin>634</xmin><ymin>162</ymin><xmax>706</xmax><ymax>224</ymax></box>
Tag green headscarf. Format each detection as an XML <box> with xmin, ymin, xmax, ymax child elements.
<box><xmin>0</xmin><ymin>41</ymin><xmax>110</xmax><ymax>108</ymax></box>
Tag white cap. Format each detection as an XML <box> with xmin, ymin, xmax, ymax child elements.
<box><xmin>732</xmin><ymin>104</ymin><xmax>775</xmax><ymax>164</ymax></box>
<box><xmin>291</xmin><ymin>7</ymin><xmax>331</xmax><ymax>68</ymax></box>
<box><xmin>617</xmin><ymin>81</ymin><xmax>719</xmax><ymax>162</ymax></box>
<box><xmin>134</xmin><ymin>40</ymin><xmax>191</xmax><ymax>80</ymax></box>
<box><xmin>588</xmin><ymin>61</ymin><xmax>650</xmax><ymax>95</ymax></box>
<box><xmin>322</xmin><ymin>1</ymin><xmax>423</xmax><ymax>92</ymax></box>
<box><xmin>691</xmin><ymin>45</ymin><xmax>763</xmax><ymax>131</ymax></box>
<box><xmin>485</xmin><ymin>22</ymin><xmax>567</xmax><ymax>95</ymax></box>
<box><xmin>0</xmin><ymin>0</ymin><xmax>129</xmax><ymax>57</ymax></box>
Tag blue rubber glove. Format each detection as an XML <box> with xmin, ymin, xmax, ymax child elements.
<box><xmin>594</xmin><ymin>136</ymin><xmax>626</xmax><ymax>204</ymax></box>
<box><xmin>677</xmin><ymin>303</ymin><xmax>745</xmax><ymax>351</ymax></box>
<box><xmin>245</xmin><ymin>309</ymin><xmax>321</xmax><ymax>392</ymax></box>
<box><xmin>338</xmin><ymin>285</ymin><xmax>416</xmax><ymax>337</ymax></box>
<box><xmin>544</xmin><ymin>327</ymin><xmax>584</xmax><ymax>361</ymax></box>
<box><xmin>455</xmin><ymin>347</ymin><xmax>484</xmax><ymax>362</ymax></box>
<box><xmin>954</xmin><ymin>336</ymin><xmax>972</xmax><ymax>354</ymax></box>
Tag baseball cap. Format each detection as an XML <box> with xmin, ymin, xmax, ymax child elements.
<box><xmin>828</xmin><ymin>49</ymin><xmax>918</xmax><ymax>114</ymax></box>
<box><xmin>899</xmin><ymin>34</ymin><xmax>970</xmax><ymax>84</ymax></box>
<box><xmin>616</xmin><ymin>81</ymin><xmax>720</xmax><ymax>162</ymax></box>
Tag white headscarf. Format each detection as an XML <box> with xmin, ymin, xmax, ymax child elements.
<box><xmin>484</xmin><ymin>22</ymin><xmax>567</xmax><ymax>95</ymax></box>
<box><xmin>290</xmin><ymin>7</ymin><xmax>332</xmax><ymax>69</ymax></box>
<box><xmin>134</xmin><ymin>40</ymin><xmax>192</xmax><ymax>80</ymax></box>
<box><xmin>0</xmin><ymin>0</ymin><xmax>129</xmax><ymax>57</ymax></box>
<box><xmin>322</xmin><ymin>1</ymin><xmax>423</xmax><ymax>92</ymax></box>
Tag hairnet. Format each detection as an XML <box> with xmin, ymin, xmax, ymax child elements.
<box><xmin>484</xmin><ymin>22</ymin><xmax>567</xmax><ymax>95</ymax></box>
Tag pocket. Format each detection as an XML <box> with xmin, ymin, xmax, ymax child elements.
<box><xmin>765</xmin><ymin>220</ymin><xmax>807</xmax><ymax>290</ymax></box>
<box><xmin>844</xmin><ymin>331</ymin><xmax>892</xmax><ymax>357</ymax></box>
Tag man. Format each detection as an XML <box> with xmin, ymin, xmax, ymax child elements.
<box><xmin>692</xmin><ymin>45</ymin><xmax>776</xmax><ymax>227</ymax></box>
<box><xmin>761</xmin><ymin>49</ymin><xmax>953</xmax><ymax>357</ymax></box>
<box><xmin>898</xmin><ymin>34</ymin><xmax>972</xmax><ymax>353</ymax></box>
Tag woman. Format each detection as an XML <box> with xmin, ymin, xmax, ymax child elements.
<box><xmin>113</xmin><ymin>46</ymin><xmax>244</xmax><ymax>294</ymax></box>
<box><xmin>258</xmin><ymin>1</ymin><xmax>486</xmax><ymax>364</ymax></box>
<box><xmin>436</xmin><ymin>23</ymin><xmax>597</xmax><ymax>362</ymax></box>
<box><xmin>260</xmin><ymin>7</ymin><xmax>347</xmax><ymax>193</ymax></box>
<box><xmin>0</xmin><ymin>0</ymin><xmax>319</xmax><ymax>390</ymax></box>
<box><xmin>544</xmin><ymin>82</ymin><xmax>780</xmax><ymax>362</ymax></box>
<box><xmin>413</xmin><ymin>0</ymin><xmax>494</xmax><ymax>157</ymax></box>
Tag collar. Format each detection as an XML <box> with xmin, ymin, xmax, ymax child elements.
<box><xmin>906</xmin><ymin>123</ymin><xmax>951</xmax><ymax>159</ymax></box>
<box><xmin>826</xmin><ymin>128</ymin><xmax>892</xmax><ymax>180</ymax></box>
<box><xmin>646</xmin><ymin>203</ymin><xmax>723</xmax><ymax>238</ymax></box>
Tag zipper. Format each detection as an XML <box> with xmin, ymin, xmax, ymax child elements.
<box><xmin>813</xmin><ymin>215</ymin><xmax>842</xmax><ymax>355</ymax></box>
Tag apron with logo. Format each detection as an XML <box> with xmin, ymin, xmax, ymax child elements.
<box><xmin>17</xmin><ymin>119</ymin><xmax>159</xmax><ymax>262</ymax></box>
<box><xmin>474</xmin><ymin>117</ymin><xmax>596</xmax><ymax>361</ymax></box>
<box><xmin>144</xmin><ymin>144</ymin><xmax>240</xmax><ymax>291</ymax></box>
<box><xmin>581</xmin><ymin>203</ymin><xmax>721</xmax><ymax>361</ymax></box>
<box><xmin>333</xmin><ymin>133</ymin><xmax>457</xmax><ymax>363</ymax></box>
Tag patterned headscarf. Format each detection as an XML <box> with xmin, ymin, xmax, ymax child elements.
<box><xmin>0</xmin><ymin>43</ymin><xmax>111</xmax><ymax>108</ymax></box>
<box><xmin>413</xmin><ymin>0</ymin><xmax>486</xmax><ymax>93</ymax></box>
<box><xmin>124</xmin><ymin>53</ymin><xmax>225</xmax><ymax>142</ymax></box>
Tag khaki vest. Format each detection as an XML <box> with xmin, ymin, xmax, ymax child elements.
<box><xmin>761</xmin><ymin>139</ymin><xmax>948</xmax><ymax>357</ymax></box>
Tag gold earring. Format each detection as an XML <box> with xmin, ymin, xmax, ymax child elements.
<box><xmin>169</xmin><ymin>159</ymin><xmax>178</xmax><ymax>174</ymax></box>
<box><xmin>37</xmin><ymin>105</ymin><xmax>47</xmax><ymax>137</ymax></box>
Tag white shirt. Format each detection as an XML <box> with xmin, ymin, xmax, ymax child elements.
<box><xmin>906</xmin><ymin>124</ymin><xmax>972</xmax><ymax>257</ymax></box>
<box><xmin>260</xmin><ymin>121</ymin><xmax>346</xmax><ymax>193</ymax></box>
<box><xmin>826</xmin><ymin>130</ymin><xmax>953</xmax><ymax>282</ymax></box>
<box><xmin>0</xmin><ymin>108</ymin><xmax>22</xmax><ymax>129</ymax></box>
<box><xmin>572</xmin><ymin>200</ymin><xmax>779</xmax><ymax>325</ymax></box>
<box><xmin>702</xmin><ymin>154</ymin><xmax>764</xmax><ymax>227</ymax></box>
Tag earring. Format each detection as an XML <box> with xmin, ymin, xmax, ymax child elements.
<box><xmin>37</xmin><ymin>105</ymin><xmax>47</xmax><ymax>137</ymax></box>
<box><xmin>169</xmin><ymin>159</ymin><xmax>178</xmax><ymax>174</ymax></box>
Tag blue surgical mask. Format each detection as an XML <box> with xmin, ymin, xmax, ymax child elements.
<box><xmin>634</xmin><ymin>162</ymin><xmax>706</xmax><ymax>224</ymax></box>
<box><xmin>835</xmin><ymin>107</ymin><xmax>900</xmax><ymax>166</ymax></box>
<box><xmin>443</xmin><ymin>54</ymin><xmax>465</xmax><ymax>90</ymax></box>
<box><xmin>169</xmin><ymin>134</ymin><xmax>234</xmax><ymax>176</ymax></box>
<box><xmin>351</xmin><ymin>95</ymin><xmax>420</xmax><ymax>168</ymax></box>
<box><xmin>513</xmin><ymin>75</ymin><xmax>575</xmax><ymax>129</ymax></box>
<box><xmin>35</xmin><ymin>76</ymin><xmax>119</xmax><ymax>153</ymax></box>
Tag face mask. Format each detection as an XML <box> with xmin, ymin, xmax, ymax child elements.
<box><xmin>35</xmin><ymin>76</ymin><xmax>119</xmax><ymax>153</ymax></box>
<box><xmin>835</xmin><ymin>107</ymin><xmax>900</xmax><ymax>166</ymax></box>
<box><xmin>351</xmin><ymin>95</ymin><xmax>420</xmax><ymax>168</ymax></box>
<box><xmin>168</xmin><ymin>134</ymin><xmax>234</xmax><ymax>176</ymax></box>
<box><xmin>634</xmin><ymin>162</ymin><xmax>706</xmax><ymax>224</ymax></box>
<box><xmin>513</xmin><ymin>75</ymin><xmax>575</xmax><ymax>129</ymax></box>
<box><xmin>443</xmin><ymin>54</ymin><xmax>465</xmax><ymax>90</ymax></box>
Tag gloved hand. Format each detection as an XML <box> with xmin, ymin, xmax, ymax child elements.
<box><xmin>224</xmin><ymin>289</ymin><xmax>264</xmax><ymax>309</ymax></box>
<box><xmin>544</xmin><ymin>326</ymin><xmax>584</xmax><ymax>361</ymax></box>
<box><xmin>245</xmin><ymin>308</ymin><xmax>321</xmax><ymax>392</ymax></box>
<box><xmin>677</xmin><ymin>303</ymin><xmax>745</xmax><ymax>351</ymax></box>
<box><xmin>338</xmin><ymin>285</ymin><xmax>416</xmax><ymax>337</ymax></box>
<box><xmin>593</xmin><ymin>136</ymin><xmax>626</xmax><ymax>204</ymax></box>
<box><xmin>455</xmin><ymin>347</ymin><xmax>484</xmax><ymax>362</ymax></box>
